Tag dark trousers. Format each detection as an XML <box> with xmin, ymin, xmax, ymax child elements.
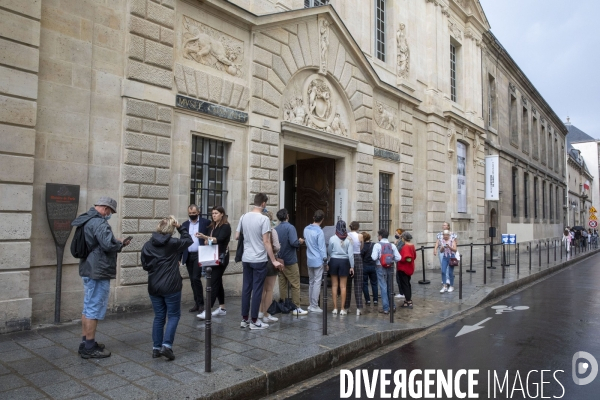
<box><xmin>363</xmin><ymin>264</ymin><xmax>378</xmax><ymax>303</ymax></box>
<box><xmin>396</xmin><ymin>269</ymin><xmax>405</xmax><ymax>295</ymax></box>
<box><xmin>398</xmin><ymin>271</ymin><xmax>412</xmax><ymax>302</ymax></box>
<box><xmin>209</xmin><ymin>263</ymin><xmax>228</xmax><ymax>308</ymax></box>
<box><xmin>241</xmin><ymin>261</ymin><xmax>267</xmax><ymax>320</ymax></box>
<box><xmin>185</xmin><ymin>252</ymin><xmax>204</xmax><ymax>307</ymax></box>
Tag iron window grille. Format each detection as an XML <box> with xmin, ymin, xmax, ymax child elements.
<box><xmin>304</xmin><ymin>0</ymin><xmax>329</xmax><ymax>7</ymax></box>
<box><xmin>190</xmin><ymin>137</ymin><xmax>228</xmax><ymax>220</ymax></box>
<box><xmin>450</xmin><ymin>43</ymin><xmax>457</xmax><ymax>102</ymax></box>
<box><xmin>375</xmin><ymin>0</ymin><xmax>386</xmax><ymax>61</ymax></box>
<box><xmin>379</xmin><ymin>172</ymin><xmax>392</xmax><ymax>232</ymax></box>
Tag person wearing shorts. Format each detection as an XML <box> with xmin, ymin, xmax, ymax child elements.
<box><xmin>327</xmin><ymin>220</ymin><xmax>354</xmax><ymax>315</ymax></box>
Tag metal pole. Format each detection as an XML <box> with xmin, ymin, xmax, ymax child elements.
<box><xmin>467</xmin><ymin>243</ymin><xmax>475</xmax><ymax>273</ymax></box>
<box><xmin>516</xmin><ymin>243</ymin><xmax>520</xmax><ymax>275</ymax></box>
<box><xmin>322</xmin><ymin>258</ymin><xmax>328</xmax><ymax>336</ymax></box>
<box><xmin>554</xmin><ymin>239</ymin><xmax>556</xmax><ymax>262</ymax></box>
<box><xmin>502</xmin><ymin>244</ymin><xmax>506</xmax><ymax>279</ymax></box>
<box><xmin>459</xmin><ymin>256</ymin><xmax>463</xmax><ymax>300</ymax></box>
<box><xmin>560</xmin><ymin>238</ymin><xmax>563</xmax><ymax>260</ymax></box>
<box><xmin>388</xmin><ymin>269</ymin><xmax>394</xmax><ymax>323</ymax></box>
<box><xmin>483</xmin><ymin>245</ymin><xmax>487</xmax><ymax>285</ymax></box>
<box><xmin>529</xmin><ymin>242</ymin><xmax>532</xmax><ymax>270</ymax></box>
<box><xmin>54</xmin><ymin>245</ymin><xmax>64</xmax><ymax>324</ymax></box>
<box><xmin>418</xmin><ymin>246</ymin><xmax>430</xmax><ymax>284</ymax></box>
<box><xmin>489</xmin><ymin>237</ymin><xmax>495</xmax><ymax>269</ymax></box>
<box><xmin>538</xmin><ymin>242</ymin><xmax>541</xmax><ymax>267</ymax></box>
<box><xmin>205</xmin><ymin>266</ymin><xmax>212</xmax><ymax>373</ymax></box>
<box><xmin>547</xmin><ymin>240</ymin><xmax>550</xmax><ymax>264</ymax></box>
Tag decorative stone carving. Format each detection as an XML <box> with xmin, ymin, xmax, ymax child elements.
<box><xmin>509</xmin><ymin>82</ymin><xmax>516</xmax><ymax>92</ymax></box>
<box><xmin>319</xmin><ymin>19</ymin><xmax>330</xmax><ymax>75</ymax></box>
<box><xmin>447</xmin><ymin>120</ymin><xmax>456</xmax><ymax>158</ymax></box>
<box><xmin>396</xmin><ymin>24</ymin><xmax>410</xmax><ymax>80</ymax></box>
<box><xmin>473</xmin><ymin>131</ymin><xmax>485</xmax><ymax>167</ymax></box>
<box><xmin>374</xmin><ymin>102</ymin><xmax>397</xmax><ymax>131</ymax></box>
<box><xmin>448</xmin><ymin>21</ymin><xmax>462</xmax><ymax>40</ymax></box>
<box><xmin>532</xmin><ymin>107</ymin><xmax>537</xmax><ymax>115</ymax></box>
<box><xmin>441</xmin><ymin>6</ymin><xmax>450</xmax><ymax>16</ymax></box>
<box><xmin>182</xmin><ymin>16</ymin><xmax>244</xmax><ymax>77</ymax></box>
<box><xmin>522</xmin><ymin>96</ymin><xmax>528</xmax><ymax>106</ymax></box>
<box><xmin>426</xmin><ymin>0</ymin><xmax>439</xmax><ymax>5</ymax></box>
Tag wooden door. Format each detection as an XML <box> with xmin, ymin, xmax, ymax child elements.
<box><xmin>296</xmin><ymin>158</ymin><xmax>335</xmax><ymax>278</ymax></box>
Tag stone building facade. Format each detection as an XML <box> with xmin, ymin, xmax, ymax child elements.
<box><xmin>566</xmin><ymin>147</ymin><xmax>594</xmax><ymax>228</ymax></box>
<box><xmin>2</xmin><ymin>0</ymin><xmax>553</xmax><ymax>331</ymax></box>
<box><xmin>481</xmin><ymin>32</ymin><xmax>567</xmax><ymax>243</ymax></box>
<box><xmin>568</xmin><ymin>121</ymin><xmax>600</xmax><ymax>222</ymax></box>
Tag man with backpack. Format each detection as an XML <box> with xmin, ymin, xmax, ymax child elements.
<box><xmin>371</xmin><ymin>229</ymin><xmax>401</xmax><ymax>315</ymax></box>
<box><xmin>71</xmin><ymin>197</ymin><xmax>131</xmax><ymax>359</ymax></box>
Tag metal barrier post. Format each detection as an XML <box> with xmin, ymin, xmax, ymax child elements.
<box><xmin>459</xmin><ymin>256</ymin><xmax>463</xmax><ymax>300</ymax></box>
<box><xmin>389</xmin><ymin>269</ymin><xmax>394</xmax><ymax>323</ymax></box>
<box><xmin>529</xmin><ymin>242</ymin><xmax>532</xmax><ymax>270</ymax></box>
<box><xmin>418</xmin><ymin>246</ymin><xmax>430</xmax><ymax>284</ymax></box>
<box><xmin>205</xmin><ymin>266</ymin><xmax>212</xmax><ymax>373</ymax></box>
<box><xmin>554</xmin><ymin>239</ymin><xmax>557</xmax><ymax>262</ymax></box>
<box><xmin>483</xmin><ymin>245</ymin><xmax>487</xmax><ymax>285</ymax></box>
<box><xmin>516</xmin><ymin>243</ymin><xmax>520</xmax><ymax>275</ymax></box>
<box><xmin>466</xmin><ymin>243</ymin><xmax>475</xmax><ymax>273</ymax></box>
<box><xmin>547</xmin><ymin>240</ymin><xmax>550</xmax><ymax>264</ymax></box>
<box><xmin>538</xmin><ymin>242</ymin><xmax>541</xmax><ymax>267</ymax></box>
<box><xmin>322</xmin><ymin>257</ymin><xmax>328</xmax><ymax>336</ymax></box>
<box><xmin>560</xmin><ymin>238</ymin><xmax>563</xmax><ymax>260</ymax></box>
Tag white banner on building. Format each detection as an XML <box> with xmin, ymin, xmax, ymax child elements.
<box><xmin>485</xmin><ymin>155</ymin><xmax>500</xmax><ymax>201</ymax></box>
<box><xmin>335</xmin><ymin>189</ymin><xmax>348</xmax><ymax>222</ymax></box>
<box><xmin>457</xmin><ymin>142</ymin><xmax>467</xmax><ymax>213</ymax></box>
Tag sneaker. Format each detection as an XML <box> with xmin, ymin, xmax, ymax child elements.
<box><xmin>78</xmin><ymin>342</ymin><xmax>105</xmax><ymax>355</ymax></box>
<box><xmin>448</xmin><ymin>286</ymin><xmax>455</xmax><ymax>293</ymax></box>
<box><xmin>332</xmin><ymin>309</ymin><xmax>338</xmax><ymax>315</ymax></box>
<box><xmin>395</xmin><ymin>294</ymin><xmax>405</xmax><ymax>299</ymax></box>
<box><xmin>292</xmin><ymin>307</ymin><xmax>308</xmax><ymax>316</ymax></box>
<box><xmin>160</xmin><ymin>345</ymin><xmax>175</xmax><ymax>361</ymax></box>
<box><xmin>81</xmin><ymin>343</ymin><xmax>111</xmax><ymax>359</ymax></box>
<box><xmin>212</xmin><ymin>308</ymin><xmax>226</xmax><ymax>316</ymax></box>
<box><xmin>152</xmin><ymin>349</ymin><xmax>161</xmax><ymax>358</ymax></box>
<box><xmin>258</xmin><ymin>312</ymin><xmax>264</xmax><ymax>319</ymax></box>
<box><xmin>356</xmin><ymin>309</ymin><xmax>362</xmax><ymax>316</ymax></box>
<box><xmin>440</xmin><ymin>285</ymin><xmax>448</xmax><ymax>293</ymax></box>
<box><xmin>365</xmin><ymin>301</ymin><xmax>371</xmax><ymax>306</ymax></box>
<box><xmin>264</xmin><ymin>314</ymin><xmax>278</xmax><ymax>322</ymax></box>
<box><xmin>249</xmin><ymin>320</ymin><xmax>269</xmax><ymax>330</ymax></box>
<box><xmin>379</xmin><ymin>309</ymin><xmax>390</xmax><ymax>315</ymax></box>
<box><xmin>240</xmin><ymin>319</ymin><xmax>249</xmax><ymax>328</ymax></box>
<box><xmin>196</xmin><ymin>311</ymin><xmax>206</xmax><ymax>320</ymax></box>
<box><xmin>308</xmin><ymin>306</ymin><xmax>323</xmax><ymax>313</ymax></box>
<box><xmin>373</xmin><ymin>301</ymin><xmax>378</xmax><ymax>306</ymax></box>
<box><xmin>340</xmin><ymin>309</ymin><xmax>347</xmax><ymax>315</ymax></box>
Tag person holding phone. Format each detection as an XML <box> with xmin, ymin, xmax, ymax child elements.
<box><xmin>327</xmin><ymin>220</ymin><xmax>354</xmax><ymax>316</ymax></box>
<box><xmin>439</xmin><ymin>230</ymin><xmax>458</xmax><ymax>293</ymax></box>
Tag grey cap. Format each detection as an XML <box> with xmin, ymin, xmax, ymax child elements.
<box><xmin>95</xmin><ymin>196</ymin><xmax>117</xmax><ymax>213</ymax></box>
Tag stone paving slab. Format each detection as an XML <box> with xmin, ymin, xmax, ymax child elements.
<box><xmin>0</xmin><ymin>248</ymin><xmax>597</xmax><ymax>400</ymax></box>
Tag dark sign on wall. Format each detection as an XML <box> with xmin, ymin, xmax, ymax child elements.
<box><xmin>45</xmin><ymin>184</ymin><xmax>80</xmax><ymax>247</ymax></box>
<box><xmin>175</xmin><ymin>95</ymin><xmax>248</xmax><ymax>124</ymax></box>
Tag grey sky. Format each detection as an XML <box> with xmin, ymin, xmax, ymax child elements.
<box><xmin>480</xmin><ymin>0</ymin><xmax>600</xmax><ymax>138</ymax></box>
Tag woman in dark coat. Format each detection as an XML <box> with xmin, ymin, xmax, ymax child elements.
<box><xmin>141</xmin><ymin>216</ymin><xmax>193</xmax><ymax>361</ymax></box>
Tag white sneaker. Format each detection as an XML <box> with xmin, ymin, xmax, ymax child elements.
<box><xmin>212</xmin><ymin>308</ymin><xmax>226</xmax><ymax>316</ymax></box>
<box><xmin>448</xmin><ymin>286</ymin><xmax>455</xmax><ymax>293</ymax></box>
<box><xmin>395</xmin><ymin>294</ymin><xmax>405</xmax><ymax>299</ymax></box>
<box><xmin>240</xmin><ymin>319</ymin><xmax>249</xmax><ymax>328</ymax></box>
<box><xmin>196</xmin><ymin>311</ymin><xmax>206</xmax><ymax>320</ymax></box>
<box><xmin>356</xmin><ymin>309</ymin><xmax>362</xmax><ymax>316</ymax></box>
<box><xmin>340</xmin><ymin>309</ymin><xmax>347</xmax><ymax>315</ymax></box>
<box><xmin>264</xmin><ymin>314</ymin><xmax>278</xmax><ymax>322</ymax></box>
<box><xmin>249</xmin><ymin>320</ymin><xmax>269</xmax><ymax>330</ymax></box>
<box><xmin>308</xmin><ymin>306</ymin><xmax>323</xmax><ymax>313</ymax></box>
<box><xmin>440</xmin><ymin>285</ymin><xmax>448</xmax><ymax>293</ymax></box>
<box><xmin>293</xmin><ymin>307</ymin><xmax>308</xmax><ymax>316</ymax></box>
<box><xmin>258</xmin><ymin>312</ymin><xmax>264</xmax><ymax>319</ymax></box>
<box><xmin>332</xmin><ymin>309</ymin><xmax>338</xmax><ymax>315</ymax></box>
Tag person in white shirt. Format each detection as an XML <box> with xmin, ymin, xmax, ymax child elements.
<box><xmin>371</xmin><ymin>229</ymin><xmax>401</xmax><ymax>314</ymax></box>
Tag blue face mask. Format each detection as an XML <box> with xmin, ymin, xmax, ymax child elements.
<box><xmin>263</xmin><ymin>207</ymin><xmax>268</xmax><ymax>213</ymax></box>
<box><xmin>105</xmin><ymin>214</ymin><xmax>112</xmax><ymax>221</ymax></box>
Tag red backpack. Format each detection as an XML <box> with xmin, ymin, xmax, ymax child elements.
<box><xmin>379</xmin><ymin>243</ymin><xmax>395</xmax><ymax>268</ymax></box>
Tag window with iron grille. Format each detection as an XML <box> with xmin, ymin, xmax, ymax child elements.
<box><xmin>379</xmin><ymin>173</ymin><xmax>392</xmax><ymax>232</ymax></box>
<box><xmin>304</xmin><ymin>0</ymin><xmax>329</xmax><ymax>7</ymax></box>
<box><xmin>375</xmin><ymin>0</ymin><xmax>386</xmax><ymax>61</ymax></box>
<box><xmin>190</xmin><ymin>137</ymin><xmax>228</xmax><ymax>220</ymax></box>
<box><xmin>512</xmin><ymin>168</ymin><xmax>518</xmax><ymax>218</ymax></box>
<box><xmin>450</xmin><ymin>43</ymin><xmax>457</xmax><ymax>102</ymax></box>
<box><xmin>524</xmin><ymin>174</ymin><xmax>529</xmax><ymax>219</ymax></box>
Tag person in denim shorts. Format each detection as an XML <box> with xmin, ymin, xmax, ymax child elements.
<box><xmin>72</xmin><ymin>197</ymin><xmax>131</xmax><ymax>359</ymax></box>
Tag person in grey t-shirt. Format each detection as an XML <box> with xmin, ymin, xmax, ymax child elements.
<box><xmin>235</xmin><ymin>193</ymin><xmax>282</xmax><ymax>330</ymax></box>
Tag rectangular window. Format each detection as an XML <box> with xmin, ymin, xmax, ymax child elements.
<box><xmin>379</xmin><ymin>172</ymin><xmax>392</xmax><ymax>232</ymax></box>
<box><xmin>375</xmin><ymin>0</ymin><xmax>386</xmax><ymax>62</ymax></box>
<box><xmin>304</xmin><ymin>0</ymin><xmax>329</xmax><ymax>7</ymax></box>
<box><xmin>450</xmin><ymin>44</ymin><xmax>457</xmax><ymax>102</ymax></box>
<box><xmin>521</xmin><ymin>107</ymin><xmax>529</xmax><ymax>153</ymax></box>
<box><xmin>548</xmin><ymin>132</ymin><xmax>553</xmax><ymax>170</ymax></box>
<box><xmin>488</xmin><ymin>75</ymin><xmax>495</xmax><ymax>126</ymax></box>
<box><xmin>524</xmin><ymin>174</ymin><xmax>529</xmax><ymax>219</ymax></box>
<box><xmin>457</xmin><ymin>142</ymin><xmax>467</xmax><ymax>213</ymax></box>
<box><xmin>532</xmin><ymin>117</ymin><xmax>538</xmax><ymax>159</ymax></box>
<box><xmin>549</xmin><ymin>184</ymin><xmax>553</xmax><ymax>221</ymax></box>
<box><xmin>556</xmin><ymin>187</ymin><xmax>560</xmax><ymax>222</ymax></box>
<box><xmin>190</xmin><ymin>137</ymin><xmax>229</xmax><ymax>220</ymax></box>
<box><xmin>542</xmin><ymin>181</ymin><xmax>546</xmax><ymax>219</ymax></box>
<box><xmin>554</xmin><ymin>139</ymin><xmax>559</xmax><ymax>171</ymax></box>
<box><xmin>540</xmin><ymin>125</ymin><xmax>547</xmax><ymax>165</ymax></box>
<box><xmin>510</xmin><ymin>95</ymin><xmax>518</xmax><ymax>144</ymax></box>
<box><xmin>512</xmin><ymin>168</ymin><xmax>518</xmax><ymax>218</ymax></box>
<box><xmin>534</xmin><ymin>178</ymin><xmax>538</xmax><ymax>219</ymax></box>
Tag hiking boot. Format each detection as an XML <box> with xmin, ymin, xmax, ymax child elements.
<box><xmin>81</xmin><ymin>343</ymin><xmax>111</xmax><ymax>359</ymax></box>
<box><xmin>78</xmin><ymin>342</ymin><xmax>105</xmax><ymax>355</ymax></box>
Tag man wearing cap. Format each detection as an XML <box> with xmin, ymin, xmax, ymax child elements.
<box><xmin>72</xmin><ymin>197</ymin><xmax>131</xmax><ymax>359</ymax></box>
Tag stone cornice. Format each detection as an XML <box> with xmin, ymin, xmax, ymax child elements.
<box><xmin>281</xmin><ymin>121</ymin><xmax>359</xmax><ymax>149</ymax></box>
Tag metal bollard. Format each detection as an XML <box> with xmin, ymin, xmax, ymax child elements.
<box><xmin>466</xmin><ymin>243</ymin><xmax>475</xmax><ymax>273</ymax></box>
<box><xmin>529</xmin><ymin>242</ymin><xmax>532</xmax><ymax>270</ymax></box>
<box><xmin>560</xmin><ymin>239</ymin><xmax>563</xmax><ymax>260</ymax></box>
<box><xmin>322</xmin><ymin>257</ymin><xmax>328</xmax><ymax>336</ymax></box>
<box><xmin>459</xmin><ymin>256</ymin><xmax>463</xmax><ymax>300</ymax></box>
<box><xmin>483</xmin><ymin>245</ymin><xmax>487</xmax><ymax>285</ymax></box>
<box><xmin>538</xmin><ymin>242</ymin><xmax>541</xmax><ymax>267</ymax></box>
<box><xmin>547</xmin><ymin>240</ymin><xmax>550</xmax><ymax>264</ymax></box>
<box><xmin>205</xmin><ymin>266</ymin><xmax>212</xmax><ymax>373</ymax></box>
<box><xmin>418</xmin><ymin>246</ymin><xmax>430</xmax><ymax>284</ymax></box>
<box><xmin>554</xmin><ymin>240</ymin><xmax>556</xmax><ymax>262</ymax></box>
<box><xmin>516</xmin><ymin>243</ymin><xmax>520</xmax><ymax>275</ymax></box>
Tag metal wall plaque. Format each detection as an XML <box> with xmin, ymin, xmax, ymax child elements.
<box><xmin>374</xmin><ymin>147</ymin><xmax>400</xmax><ymax>162</ymax></box>
<box><xmin>175</xmin><ymin>95</ymin><xmax>248</xmax><ymax>124</ymax></box>
<box><xmin>45</xmin><ymin>184</ymin><xmax>80</xmax><ymax>247</ymax></box>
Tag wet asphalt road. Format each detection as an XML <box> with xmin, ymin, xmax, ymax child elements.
<box><xmin>284</xmin><ymin>254</ymin><xmax>600</xmax><ymax>399</ymax></box>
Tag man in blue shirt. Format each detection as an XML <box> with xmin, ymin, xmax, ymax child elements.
<box><xmin>303</xmin><ymin>210</ymin><xmax>327</xmax><ymax>312</ymax></box>
<box><xmin>274</xmin><ymin>209</ymin><xmax>307</xmax><ymax>315</ymax></box>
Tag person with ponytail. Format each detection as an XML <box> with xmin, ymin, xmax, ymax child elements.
<box><xmin>327</xmin><ymin>220</ymin><xmax>354</xmax><ymax>315</ymax></box>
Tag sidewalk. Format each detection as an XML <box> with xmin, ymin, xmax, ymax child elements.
<box><xmin>0</xmin><ymin>247</ymin><xmax>597</xmax><ymax>400</ymax></box>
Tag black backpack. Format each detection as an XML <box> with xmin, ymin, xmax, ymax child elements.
<box><xmin>70</xmin><ymin>219</ymin><xmax>96</xmax><ymax>259</ymax></box>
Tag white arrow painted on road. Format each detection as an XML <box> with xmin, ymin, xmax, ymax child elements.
<box><xmin>455</xmin><ymin>317</ymin><xmax>493</xmax><ymax>337</ymax></box>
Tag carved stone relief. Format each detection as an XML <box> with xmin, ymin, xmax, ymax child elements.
<box><xmin>374</xmin><ymin>101</ymin><xmax>397</xmax><ymax>131</ymax></box>
<box><xmin>447</xmin><ymin>120</ymin><xmax>456</xmax><ymax>158</ymax></box>
<box><xmin>448</xmin><ymin>21</ymin><xmax>462</xmax><ymax>40</ymax></box>
<box><xmin>182</xmin><ymin>16</ymin><xmax>244</xmax><ymax>77</ymax></box>
<box><xmin>509</xmin><ymin>82</ymin><xmax>516</xmax><ymax>93</ymax></box>
<box><xmin>319</xmin><ymin>19</ymin><xmax>330</xmax><ymax>75</ymax></box>
<box><xmin>441</xmin><ymin>6</ymin><xmax>450</xmax><ymax>17</ymax></box>
<box><xmin>473</xmin><ymin>132</ymin><xmax>485</xmax><ymax>166</ymax></box>
<box><xmin>522</xmin><ymin>96</ymin><xmax>528</xmax><ymax>106</ymax></box>
<box><xmin>396</xmin><ymin>24</ymin><xmax>410</xmax><ymax>80</ymax></box>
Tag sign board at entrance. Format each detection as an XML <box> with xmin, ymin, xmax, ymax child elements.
<box><xmin>335</xmin><ymin>189</ymin><xmax>348</xmax><ymax>223</ymax></box>
<box><xmin>45</xmin><ymin>184</ymin><xmax>80</xmax><ymax>247</ymax></box>
<box><xmin>589</xmin><ymin>220</ymin><xmax>598</xmax><ymax>228</ymax></box>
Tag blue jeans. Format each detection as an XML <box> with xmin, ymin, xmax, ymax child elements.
<box><xmin>363</xmin><ymin>264</ymin><xmax>378</xmax><ymax>303</ymax></box>
<box><xmin>441</xmin><ymin>255</ymin><xmax>455</xmax><ymax>286</ymax></box>
<box><xmin>149</xmin><ymin>291</ymin><xmax>181</xmax><ymax>349</ymax></box>
<box><xmin>438</xmin><ymin>252</ymin><xmax>445</xmax><ymax>284</ymax></box>
<box><xmin>376</xmin><ymin>266</ymin><xmax>395</xmax><ymax>312</ymax></box>
<box><xmin>241</xmin><ymin>261</ymin><xmax>267</xmax><ymax>320</ymax></box>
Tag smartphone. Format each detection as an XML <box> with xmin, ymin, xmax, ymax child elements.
<box><xmin>124</xmin><ymin>236</ymin><xmax>133</xmax><ymax>242</ymax></box>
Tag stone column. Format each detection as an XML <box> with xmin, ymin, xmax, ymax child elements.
<box><xmin>0</xmin><ymin>1</ymin><xmax>42</xmax><ymax>332</ymax></box>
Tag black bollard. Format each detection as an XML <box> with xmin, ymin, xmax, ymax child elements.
<box><xmin>560</xmin><ymin>238</ymin><xmax>563</xmax><ymax>260</ymax></box>
<box><xmin>516</xmin><ymin>243</ymin><xmax>520</xmax><ymax>275</ymax></box>
<box><xmin>322</xmin><ymin>257</ymin><xmax>328</xmax><ymax>336</ymax></box>
<box><xmin>388</xmin><ymin>269</ymin><xmax>394</xmax><ymax>323</ymax></box>
<box><xmin>418</xmin><ymin>246</ymin><xmax>430</xmax><ymax>284</ymax></box>
<box><xmin>554</xmin><ymin>239</ymin><xmax>556</xmax><ymax>262</ymax></box>
<box><xmin>466</xmin><ymin>243</ymin><xmax>475</xmax><ymax>273</ymax></box>
<box><xmin>459</xmin><ymin>256</ymin><xmax>463</xmax><ymax>300</ymax></box>
<box><xmin>547</xmin><ymin>240</ymin><xmax>550</xmax><ymax>264</ymax></box>
<box><xmin>205</xmin><ymin>266</ymin><xmax>212</xmax><ymax>373</ymax></box>
<box><xmin>538</xmin><ymin>242</ymin><xmax>541</xmax><ymax>267</ymax></box>
<box><xmin>483</xmin><ymin>245</ymin><xmax>487</xmax><ymax>285</ymax></box>
<box><xmin>529</xmin><ymin>242</ymin><xmax>532</xmax><ymax>270</ymax></box>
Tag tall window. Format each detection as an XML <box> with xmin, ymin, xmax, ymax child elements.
<box><xmin>521</xmin><ymin>107</ymin><xmax>529</xmax><ymax>153</ymax></box>
<box><xmin>379</xmin><ymin>173</ymin><xmax>392</xmax><ymax>232</ymax></box>
<box><xmin>512</xmin><ymin>168</ymin><xmax>518</xmax><ymax>218</ymax></box>
<box><xmin>532</xmin><ymin>117</ymin><xmax>538</xmax><ymax>159</ymax></box>
<box><xmin>548</xmin><ymin>131</ymin><xmax>553</xmax><ymax>170</ymax></box>
<box><xmin>190</xmin><ymin>137</ymin><xmax>228</xmax><ymax>219</ymax></box>
<box><xmin>450</xmin><ymin>43</ymin><xmax>457</xmax><ymax>102</ymax></box>
<box><xmin>509</xmin><ymin>94</ymin><xmax>518</xmax><ymax>144</ymax></box>
<box><xmin>540</xmin><ymin>124</ymin><xmax>547</xmax><ymax>165</ymax></box>
<box><xmin>549</xmin><ymin>184</ymin><xmax>553</xmax><ymax>221</ymax></box>
<box><xmin>457</xmin><ymin>142</ymin><xmax>467</xmax><ymax>213</ymax></box>
<box><xmin>556</xmin><ymin>187</ymin><xmax>560</xmax><ymax>222</ymax></box>
<box><xmin>542</xmin><ymin>181</ymin><xmax>547</xmax><ymax>219</ymax></box>
<box><xmin>304</xmin><ymin>0</ymin><xmax>328</xmax><ymax>7</ymax></box>
<box><xmin>534</xmin><ymin>177</ymin><xmax>538</xmax><ymax>219</ymax></box>
<box><xmin>375</xmin><ymin>0</ymin><xmax>386</xmax><ymax>61</ymax></box>
<box><xmin>554</xmin><ymin>139</ymin><xmax>559</xmax><ymax>171</ymax></box>
<box><xmin>488</xmin><ymin>75</ymin><xmax>496</xmax><ymax>126</ymax></box>
<box><xmin>524</xmin><ymin>174</ymin><xmax>529</xmax><ymax>219</ymax></box>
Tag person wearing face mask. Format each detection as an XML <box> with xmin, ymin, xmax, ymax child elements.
<box><xmin>71</xmin><ymin>197</ymin><xmax>131</xmax><ymax>359</ymax></box>
<box><xmin>180</xmin><ymin>204</ymin><xmax>211</xmax><ymax>313</ymax></box>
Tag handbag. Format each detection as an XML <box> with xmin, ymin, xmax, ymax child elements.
<box><xmin>198</xmin><ymin>244</ymin><xmax>220</xmax><ymax>267</ymax></box>
<box><xmin>267</xmin><ymin>298</ymin><xmax>297</xmax><ymax>315</ymax></box>
<box><xmin>234</xmin><ymin>215</ymin><xmax>245</xmax><ymax>263</ymax></box>
<box><xmin>449</xmin><ymin>256</ymin><xmax>459</xmax><ymax>267</ymax></box>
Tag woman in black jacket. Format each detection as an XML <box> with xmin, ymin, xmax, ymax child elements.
<box><xmin>195</xmin><ymin>206</ymin><xmax>232</xmax><ymax>319</ymax></box>
<box><xmin>141</xmin><ymin>216</ymin><xmax>193</xmax><ymax>361</ymax></box>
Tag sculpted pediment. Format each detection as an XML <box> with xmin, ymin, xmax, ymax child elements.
<box><xmin>452</xmin><ymin>0</ymin><xmax>490</xmax><ymax>30</ymax></box>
